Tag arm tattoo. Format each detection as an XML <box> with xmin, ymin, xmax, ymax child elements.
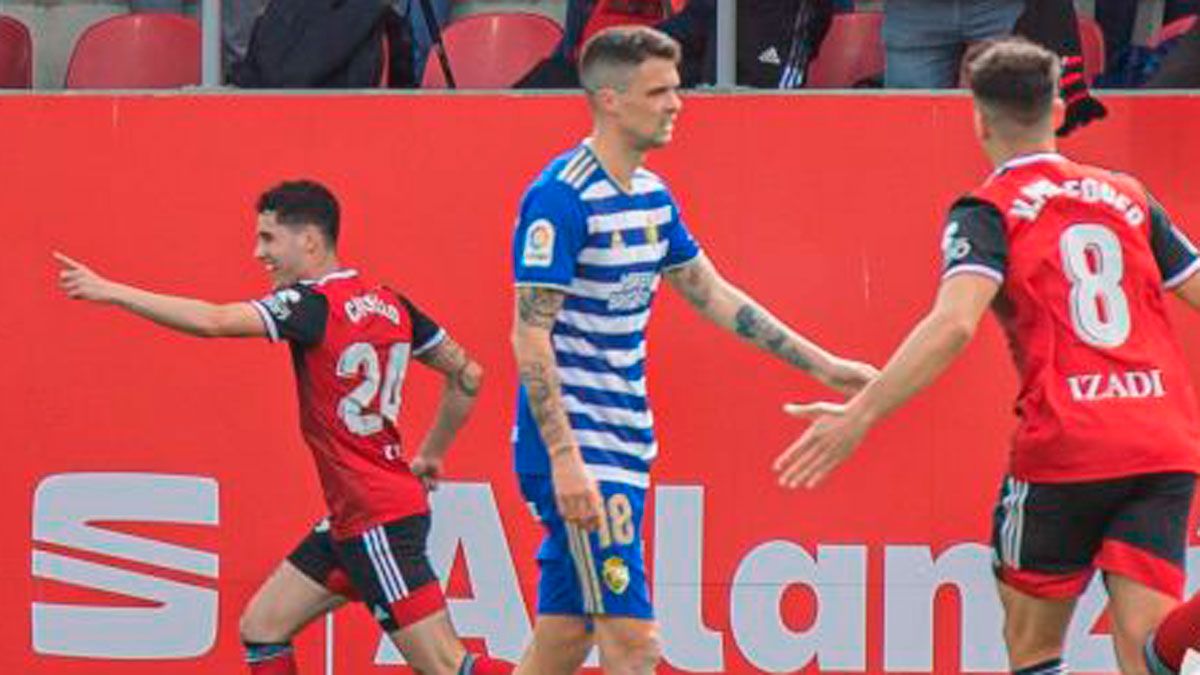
<box><xmin>734</xmin><ymin>304</ymin><xmax>814</xmax><ymax>372</ymax></box>
<box><xmin>670</xmin><ymin>262</ymin><xmax>713</xmax><ymax>310</ymax></box>
<box><xmin>517</xmin><ymin>287</ymin><xmax>565</xmax><ymax>329</ymax></box>
<box><xmin>519</xmin><ymin>360</ymin><xmax>572</xmax><ymax>450</ymax></box>
<box><xmin>419</xmin><ymin>337</ymin><xmax>481</xmax><ymax>395</ymax></box>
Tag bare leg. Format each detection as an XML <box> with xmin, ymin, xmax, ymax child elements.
<box><xmin>240</xmin><ymin>559</ymin><xmax>348</xmax><ymax>643</ymax></box>
<box><xmin>594</xmin><ymin>616</ymin><xmax>661</xmax><ymax>675</ymax></box>
<box><xmin>515</xmin><ymin>615</ymin><xmax>594</xmax><ymax>675</ymax></box>
<box><xmin>1105</xmin><ymin>573</ymin><xmax>1178</xmax><ymax>675</ymax></box>
<box><xmin>997</xmin><ymin>579</ymin><xmax>1077</xmax><ymax>670</ymax></box>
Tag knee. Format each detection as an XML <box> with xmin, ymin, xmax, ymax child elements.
<box><xmin>239</xmin><ymin>604</ymin><xmax>290</xmax><ymax>645</ymax></box>
<box><xmin>1002</xmin><ymin>614</ymin><xmax>1063</xmax><ymax>661</ymax></box>
<box><xmin>605</xmin><ymin>627</ymin><xmax>662</xmax><ymax>673</ymax></box>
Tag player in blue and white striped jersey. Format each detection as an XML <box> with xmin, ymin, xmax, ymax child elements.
<box><xmin>510</xmin><ymin>27</ymin><xmax>878</xmax><ymax>675</ymax></box>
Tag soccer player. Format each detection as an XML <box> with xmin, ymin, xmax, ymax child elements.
<box><xmin>55</xmin><ymin>180</ymin><xmax>511</xmax><ymax>675</ymax></box>
<box><xmin>774</xmin><ymin>38</ymin><xmax>1200</xmax><ymax>675</ymax></box>
<box><xmin>510</xmin><ymin>27</ymin><xmax>878</xmax><ymax>674</ymax></box>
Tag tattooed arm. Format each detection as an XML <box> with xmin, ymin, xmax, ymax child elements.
<box><xmin>665</xmin><ymin>254</ymin><xmax>877</xmax><ymax>394</ymax></box>
<box><xmin>411</xmin><ymin>335</ymin><xmax>483</xmax><ymax>490</ymax></box>
<box><xmin>511</xmin><ymin>286</ymin><xmax>603</xmax><ymax>530</ymax></box>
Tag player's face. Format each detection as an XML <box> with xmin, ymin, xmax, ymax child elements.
<box><xmin>612</xmin><ymin>58</ymin><xmax>682</xmax><ymax>150</ymax></box>
<box><xmin>254</xmin><ymin>212</ymin><xmax>310</xmax><ymax>288</ymax></box>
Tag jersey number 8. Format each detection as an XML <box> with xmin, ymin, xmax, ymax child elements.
<box><xmin>1060</xmin><ymin>224</ymin><xmax>1131</xmax><ymax>349</ymax></box>
<box><xmin>337</xmin><ymin>342</ymin><xmax>412</xmax><ymax>436</ymax></box>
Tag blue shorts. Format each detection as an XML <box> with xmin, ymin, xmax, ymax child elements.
<box><xmin>518</xmin><ymin>474</ymin><xmax>652</xmax><ymax>619</ymax></box>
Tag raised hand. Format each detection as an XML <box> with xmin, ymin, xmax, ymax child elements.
<box><xmin>774</xmin><ymin>401</ymin><xmax>871</xmax><ymax>489</ymax></box>
<box><xmin>54</xmin><ymin>252</ymin><xmax>114</xmax><ymax>303</ymax></box>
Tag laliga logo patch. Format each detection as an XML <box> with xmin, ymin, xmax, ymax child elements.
<box><xmin>523</xmin><ymin>219</ymin><xmax>555</xmax><ymax>268</ymax></box>
<box><xmin>602</xmin><ymin>556</ymin><xmax>630</xmax><ymax>595</ymax></box>
<box><xmin>263</xmin><ymin>288</ymin><xmax>302</xmax><ymax>321</ymax></box>
<box><xmin>942</xmin><ymin>221</ymin><xmax>972</xmax><ymax>262</ymax></box>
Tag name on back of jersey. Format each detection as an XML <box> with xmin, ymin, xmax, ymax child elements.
<box><xmin>1066</xmin><ymin>368</ymin><xmax>1166</xmax><ymax>402</ymax></box>
<box><xmin>1010</xmin><ymin>176</ymin><xmax>1145</xmax><ymax>226</ymax></box>
<box><xmin>344</xmin><ymin>293</ymin><xmax>400</xmax><ymax>325</ymax></box>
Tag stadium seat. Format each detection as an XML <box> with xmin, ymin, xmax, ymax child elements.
<box><xmin>66</xmin><ymin>14</ymin><xmax>200</xmax><ymax>89</ymax></box>
<box><xmin>579</xmin><ymin>0</ymin><xmax>667</xmax><ymax>49</ymax></box>
<box><xmin>0</xmin><ymin>15</ymin><xmax>32</xmax><ymax>88</ymax></box>
<box><xmin>422</xmin><ymin>13</ymin><xmax>562</xmax><ymax>89</ymax></box>
<box><xmin>806</xmin><ymin>12</ymin><xmax>884</xmax><ymax>88</ymax></box>
<box><xmin>1077</xmin><ymin>15</ymin><xmax>1105</xmax><ymax>84</ymax></box>
<box><xmin>1150</xmin><ymin>14</ymin><xmax>1198</xmax><ymax>48</ymax></box>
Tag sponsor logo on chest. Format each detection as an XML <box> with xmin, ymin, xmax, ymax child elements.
<box><xmin>1066</xmin><ymin>369</ymin><xmax>1166</xmax><ymax>402</ymax></box>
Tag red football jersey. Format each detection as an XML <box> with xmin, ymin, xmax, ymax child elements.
<box><xmin>251</xmin><ymin>269</ymin><xmax>445</xmax><ymax>539</ymax></box>
<box><xmin>941</xmin><ymin>153</ymin><xmax>1200</xmax><ymax>482</ymax></box>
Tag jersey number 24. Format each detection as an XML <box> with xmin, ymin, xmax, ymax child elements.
<box><xmin>337</xmin><ymin>342</ymin><xmax>412</xmax><ymax>436</ymax></box>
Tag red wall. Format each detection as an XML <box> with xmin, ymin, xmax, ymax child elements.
<box><xmin>6</xmin><ymin>94</ymin><xmax>1200</xmax><ymax>674</ymax></box>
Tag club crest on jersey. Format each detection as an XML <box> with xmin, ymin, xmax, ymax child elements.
<box><xmin>602</xmin><ymin>556</ymin><xmax>630</xmax><ymax>595</ymax></box>
<box><xmin>523</xmin><ymin>219</ymin><xmax>555</xmax><ymax>268</ymax></box>
<box><xmin>261</xmin><ymin>288</ymin><xmax>303</xmax><ymax>321</ymax></box>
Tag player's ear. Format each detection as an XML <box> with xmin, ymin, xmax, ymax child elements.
<box><xmin>1050</xmin><ymin>97</ymin><xmax>1066</xmax><ymax>131</ymax></box>
<box><xmin>972</xmin><ymin>103</ymin><xmax>989</xmax><ymax>143</ymax></box>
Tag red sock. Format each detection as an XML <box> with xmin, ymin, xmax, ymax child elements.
<box><xmin>1153</xmin><ymin>593</ymin><xmax>1200</xmax><ymax>670</ymax></box>
<box><xmin>467</xmin><ymin>654</ymin><xmax>515</xmax><ymax>674</ymax></box>
<box><xmin>246</xmin><ymin>643</ymin><xmax>297</xmax><ymax>675</ymax></box>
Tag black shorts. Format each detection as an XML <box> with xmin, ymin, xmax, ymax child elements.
<box><xmin>991</xmin><ymin>472</ymin><xmax>1195</xmax><ymax>599</ymax></box>
<box><xmin>287</xmin><ymin>514</ymin><xmax>445</xmax><ymax>632</ymax></box>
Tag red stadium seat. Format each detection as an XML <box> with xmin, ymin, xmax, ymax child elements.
<box><xmin>66</xmin><ymin>14</ymin><xmax>200</xmax><ymax>89</ymax></box>
<box><xmin>1077</xmin><ymin>16</ymin><xmax>1105</xmax><ymax>84</ymax></box>
<box><xmin>1150</xmin><ymin>15</ymin><xmax>1198</xmax><ymax>48</ymax></box>
<box><xmin>422</xmin><ymin>13</ymin><xmax>562</xmax><ymax>89</ymax></box>
<box><xmin>0</xmin><ymin>15</ymin><xmax>32</xmax><ymax>88</ymax></box>
<box><xmin>580</xmin><ymin>0</ymin><xmax>666</xmax><ymax>49</ymax></box>
<box><xmin>806</xmin><ymin>12</ymin><xmax>884</xmax><ymax>88</ymax></box>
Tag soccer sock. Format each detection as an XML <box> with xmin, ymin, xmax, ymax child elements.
<box><xmin>460</xmin><ymin>653</ymin><xmax>516</xmax><ymax>674</ymax></box>
<box><xmin>1149</xmin><ymin>594</ymin><xmax>1200</xmax><ymax>673</ymax></box>
<box><xmin>244</xmin><ymin>641</ymin><xmax>297</xmax><ymax>675</ymax></box>
<box><xmin>1013</xmin><ymin>657</ymin><xmax>1068</xmax><ymax>675</ymax></box>
<box><xmin>1013</xmin><ymin>0</ymin><xmax>1107</xmax><ymax>137</ymax></box>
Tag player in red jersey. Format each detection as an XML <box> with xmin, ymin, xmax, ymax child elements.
<box><xmin>774</xmin><ymin>39</ymin><xmax>1200</xmax><ymax>674</ymax></box>
<box><xmin>55</xmin><ymin>180</ymin><xmax>512</xmax><ymax>675</ymax></box>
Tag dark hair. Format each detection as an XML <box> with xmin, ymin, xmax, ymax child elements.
<box><xmin>256</xmin><ymin>180</ymin><xmax>340</xmax><ymax>246</ymax></box>
<box><xmin>966</xmin><ymin>37</ymin><xmax>1060</xmax><ymax>128</ymax></box>
<box><xmin>578</xmin><ymin>26</ymin><xmax>681</xmax><ymax>92</ymax></box>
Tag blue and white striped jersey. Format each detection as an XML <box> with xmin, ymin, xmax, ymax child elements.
<box><xmin>512</xmin><ymin>142</ymin><xmax>702</xmax><ymax>489</ymax></box>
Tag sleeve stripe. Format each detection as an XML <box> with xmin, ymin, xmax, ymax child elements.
<box><xmin>249</xmin><ymin>300</ymin><xmax>280</xmax><ymax>342</ymax></box>
<box><xmin>413</xmin><ymin>328</ymin><xmax>447</xmax><ymax>357</ymax></box>
<box><xmin>661</xmin><ymin>248</ymin><xmax>704</xmax><ymax>272</ymax></box>
<box><xmin>1165</xmin><ymin>257</ymin><xmax>1200</xmax><ymax>290</ymax></box>
<box><xmin>942</xmin><ymin>264</ymin><xmax>1005</xmax><ymax>285</ymax></box>
<box><xmin>513</xmin><ymin>281</ymin><xmax>573</xmax><ymax>293</ymax></box>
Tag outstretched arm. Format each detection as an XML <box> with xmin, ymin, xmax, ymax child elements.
<box><xmin>410</xmin><ymin>335</ymin><xmax>483</xmax><ymax>490</ymax></box>
<box><xmin>511</xmin><ymin>286</ymin><xmax>603</xmax><ymax>530</ymax></box>
<box><xmin>1174</xmin><ymin>271</ymin><xmax>1200</xmax><ymax>311</ymax></box>
<box><xmin>774</xmin><ymin>273</ymin><xmax>999</xmax><ymax>489</ymax></box>
<box><xmin>665</xmin><ymin>254</ymin><xmax>877</xmax><ymax>394</ymax></box>
<box><xmin>55</xmin><ymin>252</ymin><xmax>265</xmax><ymax>338</ymax></box>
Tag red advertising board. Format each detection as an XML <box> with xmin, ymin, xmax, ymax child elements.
<box><xmin>4</xmin><ymin>93</ymin><xmax>1200</xmax><ymax>673</ymax></box>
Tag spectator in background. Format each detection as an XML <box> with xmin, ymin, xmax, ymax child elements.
<box><xmin>882</xmin><ymin>0</ymin><xmax>1025</xmax><ymax>88</ymax></box>
<box><xmin>395</xmin><ymin>0</ymin><xmax>452</xmax><ymax>80</ymax></box>
<box><xmin>1097</xmin><ymin>0</ymin><xmax>1199</xmax><ymax>76</ymax></box>
<box><xmin>1146</xmin><ymin>16</ymin><xmax>1200</xmax><ymax>86</ymax></box>
<box><xmin>1011</xmin><ymin>0</ymin><xmax>1107</xmax><ymax>135</ymax></box>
